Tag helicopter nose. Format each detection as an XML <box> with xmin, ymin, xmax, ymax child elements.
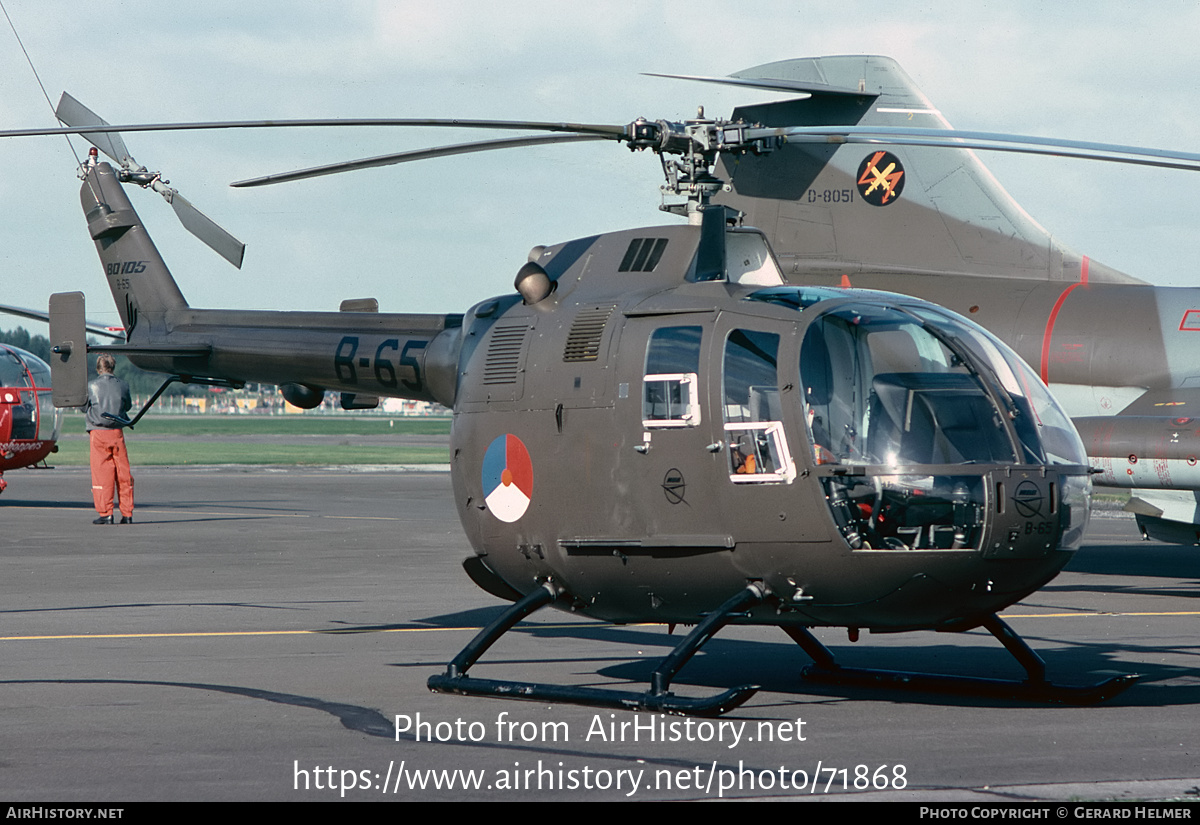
<box><xmin>983</xmin><ymin>472</ymin><xmax>1058</xmax><ymax>558</ymax></box>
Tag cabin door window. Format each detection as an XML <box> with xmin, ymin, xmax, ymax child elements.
<box><xmin>722</xmin><ymin>329</ymin><xmax>795</xmax><ymax>483</ymax></box>
<box><xmin>642</xmin><ymin>325</ymin><xmax>703</xmax><ymax>428</ymax></box>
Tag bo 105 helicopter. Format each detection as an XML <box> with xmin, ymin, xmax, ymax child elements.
<box><xmin>12</xmin><ymin>55</ymin><xmax>1200</xmax><ymax>714</ymax></box>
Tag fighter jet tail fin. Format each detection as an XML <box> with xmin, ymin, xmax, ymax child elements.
<box><xmin>713</xmin><ymin>55</ymin><xmax>1141</xmax><ymax>286</ymax></box>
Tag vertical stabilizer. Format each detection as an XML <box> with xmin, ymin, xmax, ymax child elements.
<box><xmin>80</xmin><ymin>162</ymin><xmax>188</xmax><ymax>337</ymax></box>
<box><xmin>47</xmin><ymin>291</ymin><xmax>88</xmax><ymax>408</ymax></box>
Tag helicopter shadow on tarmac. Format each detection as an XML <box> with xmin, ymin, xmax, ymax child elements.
<box><xmin>0</xmin><ymin>677</ymin><xmax>398</xmax><ymax>739</ymax></box>
<box><xmin>374</xmin><ymin>604</ymin><xmax>1200</xmax><ymax>710</ymax></box>
<box><xmin>585</xmin><ymin>626</ymin><xmax>1200</xmax><ymax>710</ymax></box>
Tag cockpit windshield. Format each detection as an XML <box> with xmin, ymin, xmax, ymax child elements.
<box><xmin>905</xmin><ymin>306</ymin><xmax>1088</xmax><ymax>467</ymax></box>
<box><xmin>0</xmin><ymin>346</ymin><xmax>58</xmax><ymax>443</ymax></box>
<box><xmin>792</xmin><ymin>299</ymin><xmax>1090</xmax><ymax>553</ymax></box>
<box><xmin>800</xmin><ymin>304</ymin><xmax>1018</xmax><ymax>467</ymax></box>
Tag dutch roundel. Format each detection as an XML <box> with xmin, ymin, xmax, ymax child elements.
<box><xmin>482</xmin><ymin>434</ymin><xmax>533</xmax><ymax>523</ymax></box>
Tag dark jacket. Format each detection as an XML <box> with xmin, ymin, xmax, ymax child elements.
<box><xmin>85</xmin><ymin>373</ymin><xmax>132</xmax><ymax>432</ymax></box>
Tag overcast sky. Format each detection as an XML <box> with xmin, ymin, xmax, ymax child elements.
<box><xmin>2</xmin><ymin>1</ymin><xmax>1199</xmax><ymax>329</ymax></box>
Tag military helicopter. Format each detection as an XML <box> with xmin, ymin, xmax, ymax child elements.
<box><xmin>13</xmin><ymin>57</ymin><xmax>1200</xmax><ymax>715</ymax></box>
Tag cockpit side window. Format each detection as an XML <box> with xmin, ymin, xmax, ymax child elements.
<box><xmin>0</xmin><ymin>349</ymin><xmax>28</xmax><ymax>388</ymax></box>
<box><xmin>642</xmin><ymin>326</ymin><xmax>702</xmax><ymax>428</ymax></box>
<box><xmin>723</xmin><ymin>329</ymin><xmax>795</xmax><ymax>483</ymax></box>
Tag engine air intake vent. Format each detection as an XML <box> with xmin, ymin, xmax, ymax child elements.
<box><xmin>483</xmin><ymin>322</ymin><xmax>531</xmax><ymax>384</ymax></box>
<box><xmin>563</xmin><ymin>305</ymin><xmax>617</xmax><ymax>362</ymax></box>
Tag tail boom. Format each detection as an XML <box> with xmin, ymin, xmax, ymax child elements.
<box><xmin>119</xmin><ymin>307</ymin><xmax>462</xmax><ymax>406</ymax></box>
<box><xmin>78</xmin><ymin>160</ymin><xmax>463</xmax><ymax>408</ymax></box>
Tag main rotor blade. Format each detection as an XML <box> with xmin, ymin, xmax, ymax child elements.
<box><xmin>753</xmin><ymin>125</ymin><xmax>1200</xmax><ymax>172</ymax></box>
<box><xmin>54</xmin><ymin>92</ymin><xmax>136</xmax><ymax>167</ymax></box>
<box><xmin>0</xmin><ymin>117</ymin><xmax>628</xmax><ymax>141</ymax></box>
<box><xmin>231</xmin><ymin>133</ymin><xmax>608</xmax><ymax>188</ymax></box>
<box><xmin>166</xmin><ymin>191</ymin><xmax>245</xmax><ymax>268</ymax></box>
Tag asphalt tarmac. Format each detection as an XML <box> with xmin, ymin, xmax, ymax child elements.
<box><xmin>1</xmin><ymin>466</ymin><xmax>1198</xmax><ymax>802</ymax></box>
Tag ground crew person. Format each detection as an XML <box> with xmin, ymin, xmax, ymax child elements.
<box><xmin>85</xmin><ymin>354</ymin><xmax>134</xmax><ymax>524</ymax></box>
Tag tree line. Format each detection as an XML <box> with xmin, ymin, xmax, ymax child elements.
<box><xmin>0</xmin><ymin>325</ymin><xmax>197</xmax><ymax>396</ymax></box>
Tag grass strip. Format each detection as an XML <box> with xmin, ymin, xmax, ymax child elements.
<box><xmin>50</xmin><ymin>440</ymin><xmax>448</xmax><ymax>466</ymax></box>
<box><xmin>48</xmin><ymin>414</ymin><xmax>451</xmax><ymax>466</ymax></box>
<box><xmin>57</xmin><ymin>412</ymin><xmax>450</xmax><ymax>437</ymax></box>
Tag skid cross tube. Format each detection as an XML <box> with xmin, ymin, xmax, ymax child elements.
<box><xmin>783</xmin><ymin>614</ymin><xmax>1138</xmax><ymax>704</ymax></box>
<box><xmin>428</xmin><ymin>582</ymin><xmax>768</xmax><ymax>716</ymax></box>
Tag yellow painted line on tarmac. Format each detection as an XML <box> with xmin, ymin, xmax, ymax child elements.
<box><xmin>0</xmin><ymin>622</ymin><xmax>627</xmax><ymax>643</ymax></box>
<box><xmin>1</xmin><ymin>629</ymin><xmax>326</xmax><ymax>641</ymax></box>
<box><xmin>324</xmin><ymin>515</ymin><xmax>409</xmax><ymax>521</ymax></box>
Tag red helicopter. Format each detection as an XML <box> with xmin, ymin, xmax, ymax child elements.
<box><xmin>0</xmin><ymin>343</ymin><xmax>58</xmax><ymax>493</ymax></box>
<box><xmin>0</xmin><ymin>304</ymin><xmax>121</xmax><ymax>493</ymax></box>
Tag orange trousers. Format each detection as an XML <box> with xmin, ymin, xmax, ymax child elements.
<box><xmin>90</xmin><ymin>429</ymin><xmax>134</xmax><ymax>518</ymax></box>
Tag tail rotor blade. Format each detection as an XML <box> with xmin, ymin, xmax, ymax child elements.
<box><xmin>57</xmin><ymin>92</ymin><xmax>245</xmax><ymax>268</ymax></box>
<box><xmin>167</xmin><ymin>191</ymin><xmax>245</xmax><ymax>269</ymax></box>
<box><xmin>55</xmin><ymin>92</ymin><xmax>136</xmax><ymax>168</ymax></box>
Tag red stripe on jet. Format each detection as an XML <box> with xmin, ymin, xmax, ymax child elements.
<box><xmin>1039</xmin><ymin>256</ymin><xmax>1089</xmax><ymax>384</ymax></box>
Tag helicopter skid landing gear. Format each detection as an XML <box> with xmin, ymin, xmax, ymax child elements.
<box><xmin>783</xmin><ymin>615</ymin><xmax>1138</xmax><ymax>704</ymax></box>
<box><xmin>428</xmin><ymin>582</ymin><xmax>766</xmax><ymax>716</ymax></box>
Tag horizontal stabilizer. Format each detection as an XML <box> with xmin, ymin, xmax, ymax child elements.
<box><xmin>1126</xmin><ymin>489</ymin><xmax>1200</xmax><ymax>545</ymax></box>
<box><xmin>1114</xmin><ymin>387</ymin><xmax>1200</xmax><ymax>417</ymax></box>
